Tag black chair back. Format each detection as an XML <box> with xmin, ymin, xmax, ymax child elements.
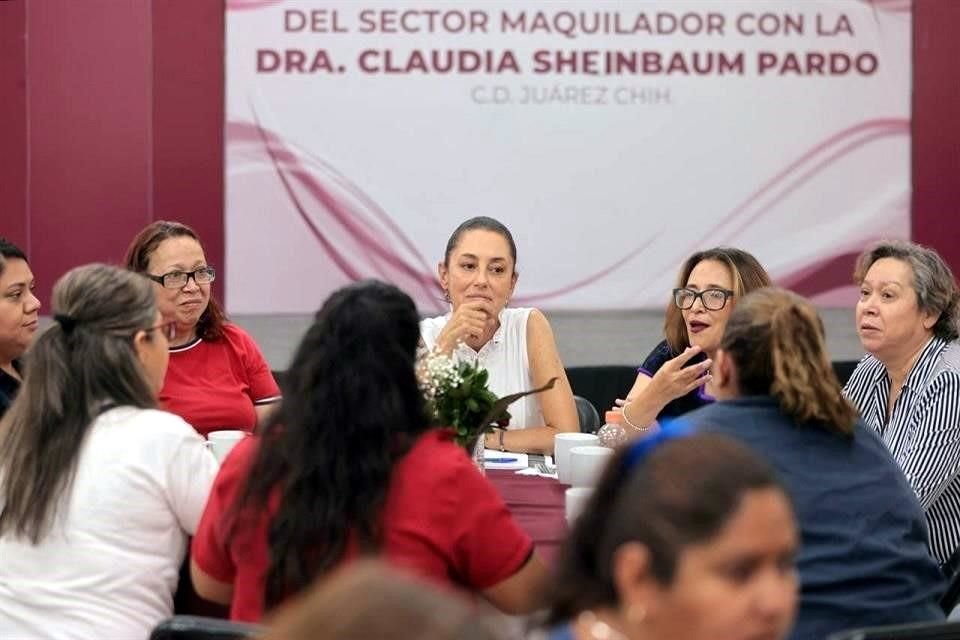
<box><xmin>826</xmin><ymin>621</ymin><xmax>960</xmax><ymax>640</ymax></box>
<box><xmin>150</xmin><ymin>616</ymin><xmax>263</xmax><ymax>640</ymax></box>
<box><xmin>832</xmin><ymin>360</ymin><xmax>860</xmax><ymax>386</ymax></box>
<box><xmin>565</xmin><ymin>365</ymin><xmax>638</xmax><ymax>416</ymax></box>
<box><xmin>574</xmin><ymin>395</ymin><xmax>601</xmax><ymax>434</ymax></box>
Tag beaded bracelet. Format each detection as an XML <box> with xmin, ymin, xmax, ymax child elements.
<box><xmin>621</xmin><ymin>401</ymin><xmax>652</xmax><ymax>432</ymax></box>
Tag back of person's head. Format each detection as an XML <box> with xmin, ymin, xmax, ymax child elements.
<box><xmin>665</xmin><ymin>247</ymin><xmax>771</xmax><ymax>352</ymax></box>
<box><xmin>234</xmin><ymin>279</ymin><xmax>429</xmax><ymax>608</ymax></box>
<box><xmin>0</xmin><ymin>264</ymin><xmax>159</xmax><ymax>543</ymax></box>
<box><xmin>854</xmin><ymin>239</ymin><xmax>960</xmax><ymax>341</ymax></box>
<box><xmin>547</xmin><ymin>427</ymin><xmax>797</xmax><ymax>638</ymax></box>
<box><xmin>720</xmin><ymin>287</ymin><xmax>857</xmax><ymax>434</ymax></box>
<box><xmin>260</xmin><ymin>561</ymin><xmax>506</xmax><ymax>640</ymax></box>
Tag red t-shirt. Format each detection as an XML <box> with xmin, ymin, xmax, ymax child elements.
<box><xmin>191</xmin><ymin>429</ymin><xmax>534</xmax><ymax>621</ymax></box>
<box><xmin>159</xmin><ymin>324</ymin><xmax>280</xmax><ymax>437</ymax></box>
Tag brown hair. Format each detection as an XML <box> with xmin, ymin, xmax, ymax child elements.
<box><xmin>546</xmin><ymin>432</ymin><xmax>787</xmax><ymax>624</ymax></box>
<box><xmin>0</xmin><ymin>264</ymin><xmax>158</xmax><ymax>543</ymax></box>
<box><xmin>721</xmin><ymin>287</ymin><xmax>857</xmax><ymax>434</ymax></box>
<box><xmin>123</xmin><ymin>220</ymin><xmax>226</xmax><ymax>340</ymax></box>
<box><xmin>260</xmin><ymin>561</ymin><xmax>506</xmax><ymax>640</ymax></box>
<box><xmin>665</xmin><ymin>247</ymin><xmax>771</xmax><ymax>353</ymax></box>
<box><xmin>853</xmin><ymin>240</ymin><xmax>960</xmax><ymax>341</ymax></box>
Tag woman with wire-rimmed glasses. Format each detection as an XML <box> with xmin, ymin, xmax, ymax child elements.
<box><xmin>617</xmin><ymin>248</ymin><xmax>771</xmax><ymax>434</ymax></box>
<box><xmin>124</xmin><ymin>221</ymin><xmax>280</xmax><ymax>437</ymax></box>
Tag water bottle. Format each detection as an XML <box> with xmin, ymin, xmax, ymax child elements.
<box><xmin>597</xmin><ymin>410</ymin><xmax>628</xmax><ymax>448</ymax></box>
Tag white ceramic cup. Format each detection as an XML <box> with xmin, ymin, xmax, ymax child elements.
<box><xmin>207</xmin><ymin>430</ymin><xmax>247</xmax><ymax>463</ymax></box>
<box><xmin>565</xmin><ymin>487</ymin><xmax>594</xmax><ymax>525</ymax></box>
<box><xmin>555</xmin><ymin>433</ymin><xmax>600</xmax><ymax>485</ymax></box>
<box><xmin>570</xmin><ymin>445</ymin><xmax>614</xmax><ymax>488</ymax></box>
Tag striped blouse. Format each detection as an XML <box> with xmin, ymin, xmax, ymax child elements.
<box><xmin>843</xmin><ymin>336</ymin><xmax>960</xmax><ymax>565</ymax></box>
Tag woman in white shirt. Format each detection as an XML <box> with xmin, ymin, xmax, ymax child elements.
<box><xmin>420</xmin><ymin>216</ymin><xmax>578</xmax><ymax>454</ymax></box>
<box><xmin>0</xmin><ymin>263</ymin><xmax>218</xmax><ymax>640</ymax></box>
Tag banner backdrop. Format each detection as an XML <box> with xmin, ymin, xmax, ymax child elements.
<box><xmin>225</xmin><ymin>0</ymin><xmax>911</xmax><ymax>314</ymax></box>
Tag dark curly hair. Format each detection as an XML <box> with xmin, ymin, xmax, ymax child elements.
<box><xmin>227</xmin><ymin>279</ymin><xmax>430</xmax><ymax>609</ymax></box>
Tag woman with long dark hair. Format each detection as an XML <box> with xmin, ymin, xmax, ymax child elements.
<box><xmin>190</xmin><ymin>280</ymin><xmax>545</xmax><ymax>620</ymax></box>
<box><xmin>0</xmin><ymin>264</ymin><xmax>218</xmax><ymax>639</ymax></box>
<box><xmin>686</xmin><ymin>287</ymin><xmax>945</xmax><ymax>638</ymax></box>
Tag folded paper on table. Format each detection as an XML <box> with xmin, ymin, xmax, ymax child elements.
<box><xmin>483</xmin><ymin>449</ymin><xmax>528</xmax><ymax>470</ymax></box>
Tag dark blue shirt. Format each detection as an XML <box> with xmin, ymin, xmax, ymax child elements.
<box><xmin>686</xmin><ymin>396</ymin><xmax>945</xmax><ymax>640</ymax></box>
<box><xmin>0</xmin><ymin>360</ymin><xmax>22</xmax><ymax>420</ymax></box>
<box><xmin>639</xmin><ymin>340</ymin><xmax>712</xmax><ymax>419</ymax></box>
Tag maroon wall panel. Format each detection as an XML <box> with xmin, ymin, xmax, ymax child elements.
<box><xmin>0</xmin><ymin>1</ymin><xmax>28</xmax><ymax>250</ymax></box>
<box><xmin>912</xmin><ymin>0</ymin><xmax>960</xmax><ymax>273</ymax></box>
<box><xmin>26</xmin><ymin>0</ymin><xmax>153</xmax><ymax>302</ymax></box>
<box><xmin>152</xmin><ymin>0</ymin><xmax>226</xmax><ymax>302</ymax></box>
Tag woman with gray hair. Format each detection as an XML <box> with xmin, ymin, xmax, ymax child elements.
<box><xmin>844</xmin><ymin>239</ymin><xmax>960</xmax><ymax>567</ymax></box>
<box><xmin>0</xmin><ymin>264</ymin><xmax>219</xmax><ymax>639</ymax></box>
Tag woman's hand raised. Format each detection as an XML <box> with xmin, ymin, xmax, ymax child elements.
<box><xmin>435</xmin><ymin>300</ymin><xmax>497</xmax><ymax>354</ymax></box>
<box><xmin>648</xmin><ymin>346</ymin><xmax>713</xmax><ymax>401</ymax></box>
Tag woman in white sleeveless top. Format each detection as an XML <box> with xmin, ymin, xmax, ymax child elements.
<box><xmin>420</xmin><ymin>217</ymin><xmax>578</xmax><ymax>454</ymax></box>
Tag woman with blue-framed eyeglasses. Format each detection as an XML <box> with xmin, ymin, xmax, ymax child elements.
<box><xmin>124</xmin><ymin>221</ymin><xmax>281</xmax><ymax>437</ymax></box>
<box><xmin>617</xmin><ymin>248</ymin><xmax>770</xmax><ymax>434</ymax></box>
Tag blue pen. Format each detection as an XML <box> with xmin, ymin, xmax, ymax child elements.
<box><xmin>486</xmin><ymin>457</ymin><xmax>519</xmax><ymax>464</ymax></box>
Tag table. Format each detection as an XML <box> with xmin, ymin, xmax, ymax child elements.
<box><xmin>486</xmin><ymin>469</ymin><xmax>567</xmax><ymax>564</ymax></box>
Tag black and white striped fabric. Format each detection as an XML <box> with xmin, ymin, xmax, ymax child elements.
<box><xmin>844</xmin><ymin>336</ymin><xmax>960</xmax><ymax>565</ymax></box>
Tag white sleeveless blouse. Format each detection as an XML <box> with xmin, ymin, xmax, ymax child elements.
<box><xmin>420</xmin><ymin>307</ymin><xmax>544</xmax><ymax>430</ymax></box>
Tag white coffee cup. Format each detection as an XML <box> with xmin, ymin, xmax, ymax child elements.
<box><xmin>207</xmin><ymin>430</ymin><xmax>247</xmax><ymax>463</ymax></box>
<box><xmin>570</xmin><ymin>445</ymin><xmax>614</xmax><ymax>488</ymax></box>
<box><xmin>555</xmin><ymin>433</ymin><xmax>600</xmax><ymax>485</ymax></box>
<box><xmin>565</xmin><ymin>487</ymin><xmax>594</xmax><ymax>525</ymax></box>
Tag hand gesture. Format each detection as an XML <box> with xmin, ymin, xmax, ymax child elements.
<box><xmin>648</xmin><ymin>346</ymin><xmax>712</xmax><ymax>401</ymax></box>
<box><xmin>435</xmin><ymin>299</ymin><xmax>496</xmax><ymax>353</ymax></box>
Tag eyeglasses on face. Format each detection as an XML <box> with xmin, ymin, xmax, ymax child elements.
<box><xmin>146</xmin><ymin>320</ymin><xmax>177</xmax><ymax>341</ymax></box>
<box><xmin>146</xmin><ymin>267</ymin><xmax>216</xmax><ymax>289</ymax></box>
<box><xmin>673</xmin><ymin>287</ymin><xmax>734</xmax><ymax>311</ymax></box>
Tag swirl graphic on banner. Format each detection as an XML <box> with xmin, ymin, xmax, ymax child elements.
<box><xmin>226</xmin><ymin>114</ymin><xmax>908</xmax><ymax>310</ymax></box>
